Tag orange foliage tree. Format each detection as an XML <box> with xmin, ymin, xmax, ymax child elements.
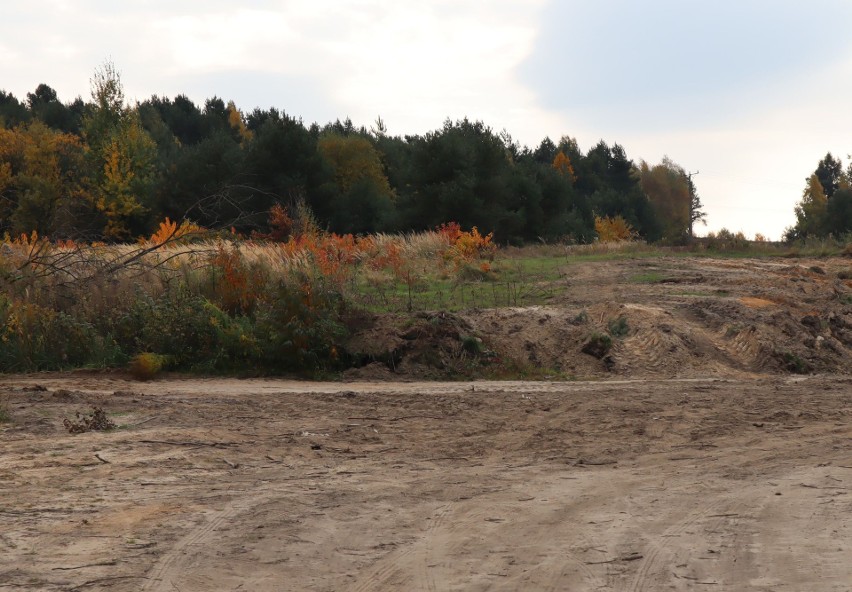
<box><xmin>146</xmin><ymin>217</ymin><xmax>205</xmax><ymax>246</ymax></box>
<box><xmin>551</xmin><ymin>151</ymin><xmax>577</xmax><ymax>183</ymax></box>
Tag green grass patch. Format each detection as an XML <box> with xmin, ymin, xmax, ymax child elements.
<box><xmin>352</xmin><ymin>254</ymin><xmax>565</xmax><ymax>313</ymax></box>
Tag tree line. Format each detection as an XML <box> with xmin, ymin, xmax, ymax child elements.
<box><xmin>1</xmin><ymin>64</ymin><xmax>705</xmax><ymax>244</ymax></box>
<box><xmin>786</xmin><ymin>152</ymin><xmax>852</xmax><ymax>240</ymax></box>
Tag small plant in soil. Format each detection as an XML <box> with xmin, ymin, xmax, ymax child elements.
<box><xmin>63</xmin><ymin>407</ymin><xmax>116</xmax><ymax>433</ymax></box>
<box><xmin>607</xmin><ymin>316</ymin><xmax>630</xmax><ymax>338</ymax></box>
<box><xmin>582</xmin><ymin>332</ymin><xmax>613</xmax><ymax>358</ymax></box>
<box><xmin>461</xmin><ymin>335</ymin><xmax>484</xmax><ymax>355</ymax></box>
<box><xmin>776</xmin><ymin>351</ymin><xmax>812</xmax><ymax>375</ymax></box>
<box><xmin>725</xmin><ymin>323</ymin><xmax>747</xmax><ymax>337</ymax></box>
<box><xmin>0</xmin><ymin>400</ymin><xmax>10</xmax><ymax>423</ymax></box>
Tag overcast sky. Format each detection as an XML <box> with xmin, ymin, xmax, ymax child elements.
<box><xmin>3</xmin><ymin>0</ymin><xmax>852</xmax><ymax>239</ymax></box>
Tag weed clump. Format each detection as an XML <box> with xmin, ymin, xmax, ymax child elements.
<box><xmin>775</xmin><ymin>351</ymin><xmax>812</xmax><ymax>375</ymax></box>
<box><xmin>63</xmin><ymin>407</ymin><xmax>116</xmax><ymax>433</ymax></box>
<box><xmin>461</xmin><ymin>335</ymin><xmax>484</xmax><ymax>355</ymax></box>
<box><xmin>607</xmin><ymin>316</ymin><xmax>630</xmax><ymax>338</ymax></box>
<box><xmin>582</xmin><ymin>332</ymin><xmax>613</xmax><ymax>358</ymax></box>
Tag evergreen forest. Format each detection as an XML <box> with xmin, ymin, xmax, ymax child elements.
<box><xmin>1</xmin><ymin>64</ymin><xmax>706</xmax><ymax>245</ymax></box>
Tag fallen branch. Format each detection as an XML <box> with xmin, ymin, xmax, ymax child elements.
<box><xmin>69</xmin><ymin>576</ymin><xmax>146</xmax><ymax>591</ymax></box>
<box><xmin>0</xmin><ymin>508</ymin><xmax>71</xmax><ymax>515</ymax></box>
<box><xmin>94</xmin><ymin>454</ymin><xmax>110</xmax><ymax>464</ymax></box>
<box><xmin>130</xmin><ymin>416</ymin><xmax>158</xmax><ymax>427</ymax></box>
<box><xmin>586</xmin><ymin>553</ymin><xmax>643</xmax><ymax>565</ymax></box>
<box><xmin>53</xmin><ymin>561</ymin><xmax>117</xmax><ymax>571</ymax></box>
<box><xmin>347</xmin><ymin>415</ymin><xmax>446</xmax><ymax>422</ymax></box>
<box><xmin>139</xmin><ymin>440</ymin><xmax>237</xmax><ymax>448</ymax></box>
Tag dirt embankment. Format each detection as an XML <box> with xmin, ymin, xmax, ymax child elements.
<box><xmin>345</xmin><ymin>256</ymin><xmax>852</xmax><ymax>380</ymax></box>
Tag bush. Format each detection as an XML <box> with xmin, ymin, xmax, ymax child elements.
<box><xmin>129</xmin><ymin>352</ymin><xmax>167</xmax><ymax>380</ymax></box>
<box><xmin>461</xmin><ymin>335</ymin><xmax>484</xmax><ymax>355</ymax></box>
<box><xmin>705</xmin><ymin>228</ymin><xmax>749</xmax><ymax>251</ymax></box>
<box><xmin>0</xmin><ymin>296</ymin><xmax>123</xmax><ymax>372</ymax></box>
<box><xmin>254</xmin><ymin>274</ymin><xmax>347</xmax><ymax>373</ymax></box>
<box><xmin>607</xmin><ymin>316</ymin><xmax>630</xmax><ymax>338</ymax></box>
<box><xmin>582</xmin><ymin>332</ymin><xmax>612</xmax><ymax>358</ymax></box>
<box><xmin>775</xmin><ymin>350</ymin><xmax>812</xmax><ymax>375</ymax></box>
<box><xmin>117</xmin><ymin>290</ymin><xmax>258</xmax><ymax>373</ymax></box>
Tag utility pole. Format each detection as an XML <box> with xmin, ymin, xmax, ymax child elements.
<box><xmin>687</xmin><ymin>170</ymin><xmax>700</xmax><ymax>239</ymax></box>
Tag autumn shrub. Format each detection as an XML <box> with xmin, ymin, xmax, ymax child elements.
<box><xmin>129</xmin><ymin>352</ymin><xmax>167</xmax><ymax>380</ymax></box>
<box><xmin>207</xmin><ymin>244</ymin><xmax>269</xmax><ymax>315</ymax></box>
<box><xmin>254</xmin><ymin>272</ymin><xmax>347</xmax><ymax>373</ymax></box>
<box><xmin>145</xmin><ymin>217</ymin><xmax>206</xmax><ymax>246</ymax></box>
<box><xmin>0</xmin><ymin>295</ymin><xmax>122</xmax><ymax>372</ymax></box>
<box><xmin>117</xmin><ymin>289</ymin><xmax>255</xmax><ymax>371</ymax></box>
<box><xmin>441</xmin><ymin>225</ymin><xmax>496</xmax><ymax>270</ymax></box>
<box><xmin>705</xmin><ymin>228</ymin><xmax>749</xmax><ymax>251</ymax></box>
<box><xmin>594</xmin><ymin>215</ymin><xmax>637</xmax><ymax>243</ymax></box>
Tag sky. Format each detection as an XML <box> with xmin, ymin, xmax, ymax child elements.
<box><xmin>3</xmin><ymin>0</ymin><xmax>852</xmax><ymax>240</ymax></box>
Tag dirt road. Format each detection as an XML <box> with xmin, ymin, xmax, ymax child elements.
<box><xmin>1</xmin><ymin>374</ymin><xmax>849</xmax><ymax>591</ymax></box>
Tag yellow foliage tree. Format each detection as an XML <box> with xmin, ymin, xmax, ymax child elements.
<box><xmin>0</xmin><ymin>122</ymin><xmax>90</xmax><ymax>236</ymax></box>
<box><xmin>95</xmin><ymin>114</ymin><xmax>157</xmax><ymax>240</ymax></box>
<box><xmin>227</xmin><ymin>100</ymin><xmax>253</xmax><ymax>144</ymax></box>
<box><xmin>594</xmin><ymin>215</ymin><xmax>636</xmax><ymax>243</ymax></box>
<box><xmin>792</xmin><ymin>174</ymin><xmax>828</xmax><ymax>238</ymax></box>
<box><xmin>82</xmin><ymin>61</ymin><xmax>157</xmax><ymax>240</ymax></box>
<box><xmin>317</xmin><ymin>134</ymin><xmax>393</xmax><ymax>196</ymax></box>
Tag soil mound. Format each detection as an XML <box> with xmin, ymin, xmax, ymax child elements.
<box><xmin>345</xmin><ymin>256</ymin><xmax>852</xmax><ymax>379</ymax></box>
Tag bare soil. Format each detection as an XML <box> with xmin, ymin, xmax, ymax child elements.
<box><xmin>346</xmin><ymin>256</ymin><xmax>852</xmax><ymax>380</ymax></box>
<box><xmin>1</xmin><ymin>255</ymin><xmax>851</xmax><ymax>591</ymax></box>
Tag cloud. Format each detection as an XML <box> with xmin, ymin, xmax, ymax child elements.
<box><xmin>173</xmin><ymin>69</ymin><xmax>340</xmax><ymax>126</ymax></box>
<box><xmin>2</xmin><ymin>1</ymin><xmax>561</xmax><ymax>142</ymax></box>
<box><xmin>521</xmin><ymin>0</ymin><xmax>852</xmax><ymax>131</ymax></box>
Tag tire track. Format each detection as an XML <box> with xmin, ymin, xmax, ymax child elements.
<box><xmin>141</xmin><ymin>488</ymin><xmax>276</xmax><ymax>592</ymax></box>
<box><xmin>350</xmin><ymin>541</ymin><xmax>420</xmax><ymax>592</ymax></box>
<box><xmin>624</xmin><ymin>488</ymin><xmax>758</xmax><ymax>592</ymax></box>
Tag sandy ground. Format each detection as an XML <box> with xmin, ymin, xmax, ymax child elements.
<box><xmin>1</xmin><ymin>374</ymin><xmax>850</xmax><ymax>591</ymax></box>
